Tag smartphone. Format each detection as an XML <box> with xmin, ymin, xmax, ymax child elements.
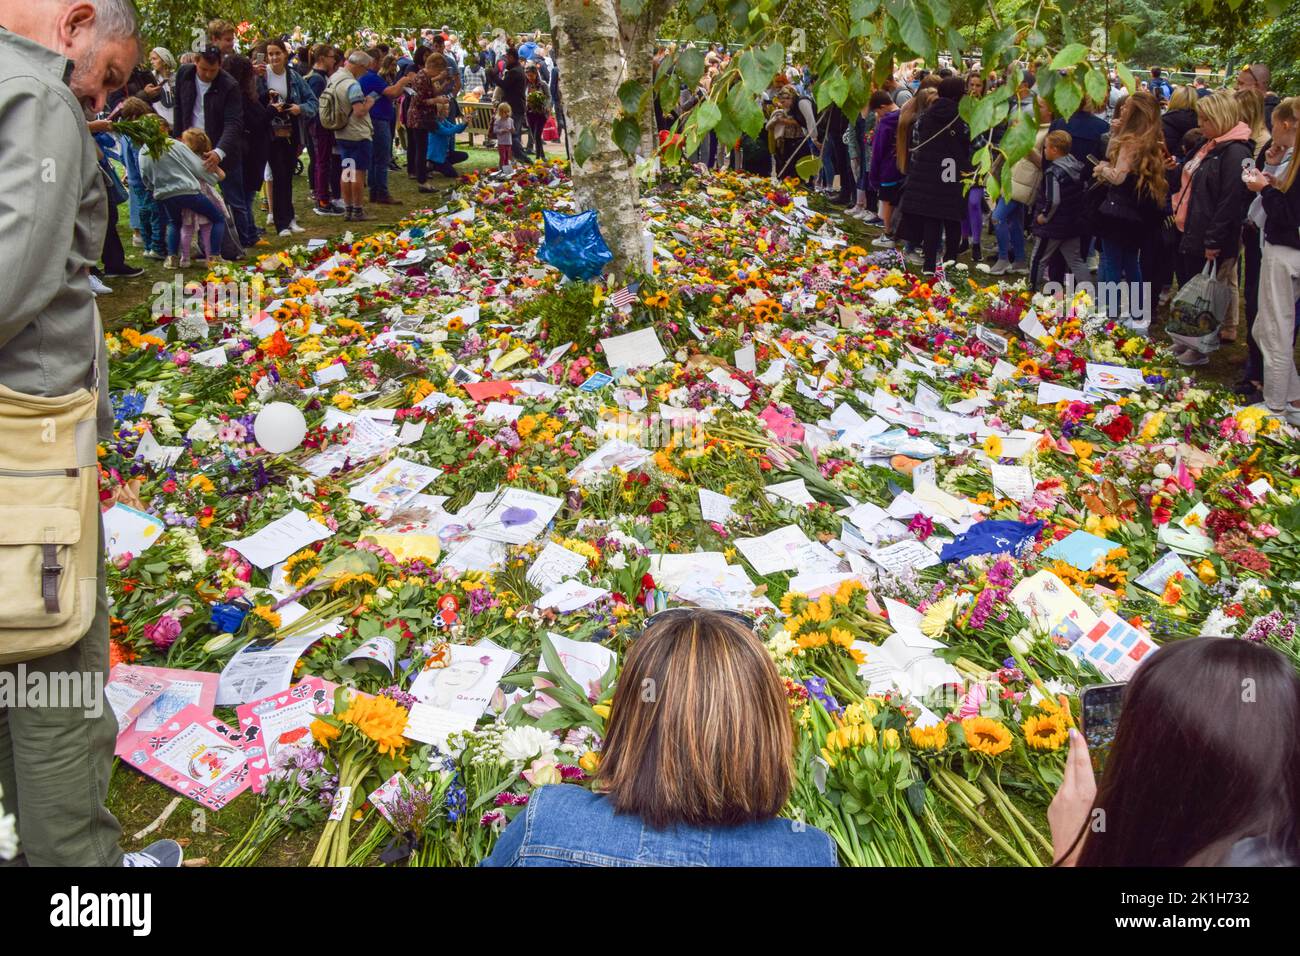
<box><xmin>1080</xmin><ymin>681</ymin><xmax>1125</xmax><ymax>774</ymax></box>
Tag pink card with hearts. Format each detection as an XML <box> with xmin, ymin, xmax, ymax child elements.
<box><xmin>115</xmin><ymin>666</ymin><xmax>221</xmax><ymax>758</ymax></box>
<box><xmin>121</xmin><ymin>704</ymin><xmax>252</xmax><ymax>810</ymax></box>
<box><xmin>236</xmin><ymin>677</ymin><xmax>338</xmax><ymax>793</ymax></box>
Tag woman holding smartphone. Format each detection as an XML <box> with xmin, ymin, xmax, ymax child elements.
<box><xmin>1049</xmin><ymin>638</ymin><xmax>1300</xmax><ymax>866</ymax></box>
<box><xmin>259</xmin><ymin>38</ymin><xmax>319</xmax><ymax>236</ymax></box>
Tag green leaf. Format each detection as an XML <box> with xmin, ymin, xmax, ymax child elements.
<box><xmin>677</xmin><ymin>48</ymin><xmax>706</xmax><ymax>87</ymax></box>
<box><xmin>694</xmin><ymin>12</ymin><xmax>718</xmax><ymax>34</ymax></box>
<box><xmin>612</xmin><ymin>115</ymin><xmax>641</xmax><ymax>157</ymax></box>
<box><xmin>1050</xmin><ymin>43</ymin><xmax>1089</xmax><ymax>70</ymax></box>
<box><xmin>1053</xmin><ymin>77</ymin><xmax>1082</xmax><ymax>121</ymax></box>
<box><xmin>1117</xmin><ymin>63</ymin><xmax>1135</xmax><ymax>95</ymax></box>
<box><xmin>850</xmin><ymin>0</ymin><xmax>880</xmax><ymax>23</ymax></box>
<box><xmin>1000</xmin><ymin>110</ymin><xmax>1038</xmax><ymax>170</ymax></box>
<box><xmin>727</xmin><ymin>81</ymin><xmax>765</xmax><ymax>137</ymax></box>
<box><xmin>693</xmin><ymin>99</ymin><xmax>722</xmax><ymax>135</ymax></box>
<box><xmin>572</xmin><ymin>126</ymin><xmax>598</xmax><ymax>168</ymax></box>
<box><xmin>816</xmin><ymin>67</ymin><xmax>850</xmax><ymax>110</ymax></box>
<box><xmin>795</xmin><ymin>154</ymin><xmax>822</xmax><ymax>181</ymax></box>
<box><xmin>886</xmin><ymin>0</ymin><xmax>933</xmax><ymax>61</ymax></box>
<box><xmin>961</xmin><ymin>92</ymin><xmax>999</xmax><ymax>140</ymax></box>
<box><xmin>1084</xmin><ymin>66</ymin><xmax>1108</xmax><ymax>108</ymax></box>
<box><xmin>617</xmin><ymin>79</ymin><xmax>647</xmax><ymax>117</ymax></box>
<box><xmin>738</xmin><ymin>49</ymin><xmax>774</xmax><ymax>93</ymax></box>
<box><xmin>756</xmin><ymin>41</ymin><xmax>786</xmax><ymax>76</ymax></box>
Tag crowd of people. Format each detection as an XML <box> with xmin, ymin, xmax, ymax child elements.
<box><xmin>89</xmin><ymin>21</ymin><xmax>564</xmax><ymax>291</ymax></box>
<box><xmin>660</xmin><ymin>58</ymin><xmax>1298</xmax><ymax>424</ymax></box>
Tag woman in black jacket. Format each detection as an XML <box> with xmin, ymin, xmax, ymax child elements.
<box><xmin>225</xmin><ymin>55</ymin><xmax>272</xmax><ymax>244</ymax></box>
<box><xmin>1172</xmin><ymin>91</ymin><xmax>1253</xmax><ymax>343</ymax></box>
<box><xmin>1161</xmin><ymin>87</ymin><xmax>1199</xmax><ymax>157</ymax></box>
<box><xmin>897</xmin><ymin>76</ymin><xmax>971</xmax><ymax>274</ymax></box>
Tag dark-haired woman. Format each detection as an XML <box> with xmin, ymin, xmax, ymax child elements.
<box><xmin>897</xmin><ymin>76</ymin><xmax>971</xmax><ymax>274</ymax></box>
<box><xmin>1049</xmin><ymin>638</ymin><xmax>1300</xmax><ymax>866</ymax></box>
<box><xmin>483</xmin><ymin>610</ymin><xmax>837</xmax><ymax>867</ymax></box>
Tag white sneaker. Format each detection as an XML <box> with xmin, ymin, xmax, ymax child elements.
<box><xmin>163</xmin><ymin>255</ymin><xmax>176</xmax><ymax>270</ymax></box>
<box><xmin>289</xmin><ymin>220</ymin><xmax>306</xmax><ymax>233</ymax></box>
<box><xmin>989</xmin><ymin>259</ymin><xmax>1011</xmax><ymax>275</ymax></box>
<box><xmin>1010</xmin><ymin>259</ymin><xmax>1030</xmax><ymax>274</ymax></box>
<box><xmin>88</xmin><ymin>274</ymin><xmax>113</xmax><ymax>295</ymax></box>
<box><xmin>123</xmin><ymin>839</ymin><xmax>183</xmax><ymax>867</ymax></box>
<box><xmin>861</xmin><ymin>213</ymin><xmax>884</xmax><ymax>225</ymax></box>
<box><xmin>872</xmin><ymin>235</ymin><xmax>897</xmax><ymax>248</ymax></box>
<box><xmin>279</xmin><ymin>228</ymin><xmax>293</xmax><ymax>237</ymax></box>
<box><xmin>1177</xmin><ymin>349</ymin><xmax>1209</xmax><ymax>366</ymax></box>
<box><xmin>266</xmin><ymin>213</ymin><xmax>275</xmax><ymax>226</ymax></box>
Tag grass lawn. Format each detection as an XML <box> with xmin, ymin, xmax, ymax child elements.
<box><xmin>97</xmin><ymin>142</ymin><xmax>510</xmax><ymax>334</ymax></box>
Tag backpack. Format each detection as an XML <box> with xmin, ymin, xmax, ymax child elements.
<box><xmin>318</xmin><ymin>75</ymin><xmax>351</xmax><ymax>131</ymax></box>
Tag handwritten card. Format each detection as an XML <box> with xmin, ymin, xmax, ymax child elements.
<box><xmin>223</xmin><ymin>509</ymin><xmax>334</xmax><ymax>568</ymax></box>
<box><xmin>526</xmin><ymin>541</ymin><xmax>590</xmax><ymax>591</ymax></box>
<box><xmin>235</xmin><ymin>677</ymin><xmax>335</xmax><ymax>792</ymax></box>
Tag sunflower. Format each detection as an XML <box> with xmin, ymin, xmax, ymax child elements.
<box><xmin>962</xmin><ymin>716</ymin><xmax>1012</xmax><ymax>757</ymax></box>
<box><xmin>1022</xmin><ymin>713</ymin><xmax>1068</xmax><ymax>751</ymax></box>
<box><xmin>310</xmin><ymin>718</ymin><xmax>341</xmax><ymax>749</ymax></box>
<box><xmin>909</xmin><ymin>722</ymin><xmax>949</xmax><ymax>751</ymax></box>
<box><xmin>1017</xmin><ymin>358</ymin><xmax>1041</xmax><ymax>377</ymax></box>
<box><xmin>283</xmin><ymin>549</ymin><xmax>322</xmax><ymax>588</ymax></box>
<box><xmin>339</xmin><ymin>694</ymin><xmax>410</xmax><ymax>756</ymax></box>
<box><xmin>249</xmin><ymin>605</ymin><xmax>282</xmax><ymax>630</ymax></box>
<box><xmin>446</xmin><ymin>315</ymin><xmax>465</xmax><ymax>332</ymax></box>
<box><xmin>643</xmin><ymin>291</ymin><xmax>670</xmax><ymax>308</ymax></box>
<box><xmin>982</xmin><ymin>434</ymin><xmax>1004</xmax><ymax>458</ymax></box>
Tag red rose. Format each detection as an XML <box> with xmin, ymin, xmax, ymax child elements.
<box><xmin>1099</xmin><ymin>415</ymin><xmax>1133</xmax><ymax>442</ymax></box>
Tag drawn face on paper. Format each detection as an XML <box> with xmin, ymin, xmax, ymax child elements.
<box><xmin>188</xmin><ymin>744</ymin><xmax>242</xmax><ymax>782</ymax></box>
<box><xmin>427</xmin><ymin>659</ymin><xmax>488</xmax><ymax>708</ymax></box>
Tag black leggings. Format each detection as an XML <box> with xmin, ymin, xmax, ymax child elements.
<box><xmin>268</xmin><ymin>137</ymin><xmax>297</xmax><ymax>231</ymax></box>
<box><xmin>919</xmin><ymin>215</ymin><xmax>960</xmax><ymax>273</ymax></box>
<box><xmin>408</xmin><ymin>127</ymin><xmax>431</xmax><ymax>183</ymax></box>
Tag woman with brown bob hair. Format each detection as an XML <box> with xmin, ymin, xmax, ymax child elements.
<box><xmin>483</xmin><ymin>610</ymin><xmax>837</xmax><ymax>866</ymax></box>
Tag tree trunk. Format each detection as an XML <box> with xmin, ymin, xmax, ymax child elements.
<box><xmin>548</xmin><ymin>0</ymin><xmax>644</xmax><ymax>280</ymax></box>
<box><xmin>616</xmin><ymin>3</ymin><xmax>672</xmax><ymax>161</ymax></box>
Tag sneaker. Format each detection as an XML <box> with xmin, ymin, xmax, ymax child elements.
<box><xmin>1010</xmin><ymin>259</ymin><xmax>1030</xmax><ymax>274</ymax></box>
<box><xmin>417</xmin><ymin>183</ymin><xmax>437</xmax><ymax>193</ymax></box>
<box><xmin>266</xmin><ymin>213</ymin><xmax>275</xmax><ymax>227</ymax></box>
<box><xmin>330</xmin><ymin>200</ymin><xmax>347</xmax><ymax>213</ymax></box>
<box><xmin>289</xmin><ymin>220</ymin><xmax>306</xmax><ymax>233</ymax></box>
<box><xmin>279</xmin><ymin>228</ymin><xmax>294</xmax><ymax>237</ymax></box>
<box><xmin>1176</xmin><ymin>349</ymin><xmax>1209</xmax><ymax>366</ymax></box>
<box><xmin>162</xmin><ymin>255</ymin><xmax>176</xmax><ymax>269</ymax></box>
<box><xmin>872</xmin><ymin>235</ymin><xmax>897</xmax><ymax>248</ymax></box>
<box><xmin>131</xmin><ymin>232</ymin><xmax>143</xmax><ymax>247</ymax></box>
<box><xmin>88</xmin><ymin>274</ymin><xmax>112</xmax><ymax>295</ymax></box>
<box><xmin>178</xmin><ymin>258</ymin><xmax>191</xmax><ymax>269</ymax></box>
<box><xmin>351</xmin><ymin>208</ymin><xmax>373</xmax><ymax>221</ymax></box>
<box><xmin>123</xmin><ymin>839</ymin><xmax>183</xmax><ymax>868</ymax></box>
<box><xmin>142</xmin><ymin>250</ymin><xmax>165</xmax><ymax>260</ymax></box>
<box><xmin>988</xmin><ymin>258</ymin><xmax>1012</xmax><ymax>275</ymax></box>
<box><xmin>861</xmin><ymin>213</ymin><xmax>884</xmax><ymax>225</ymax></box>
<box><xmin>104</xmin><ymin>264</ymin><xmax>145</xmax><ymax>279</ymax></box>
<box><xmin>313</xmin><ymin>203</ymin><xmax>343</xmax><ymax>216</ymax></box>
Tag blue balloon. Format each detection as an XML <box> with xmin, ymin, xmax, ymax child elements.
<box><xmin>537</xmin><ymin>209</ymin><xmax>614</xmax><ymax>280</ymax></box>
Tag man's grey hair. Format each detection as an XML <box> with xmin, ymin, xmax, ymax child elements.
<box><xmin>346</xmin><ymin>49</ymin><xmax>372</xmax><ymax>67</ymax></box>
<box><xmin>89</xmin><ymin>0</ymin><xmax>140</xmax><ymax>39</ymax></box>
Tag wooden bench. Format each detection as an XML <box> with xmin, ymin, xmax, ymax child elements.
<box><xmin>457</xmin><ymin>99</ymin><xmax>498</xmax><ymax>148</ymax></box>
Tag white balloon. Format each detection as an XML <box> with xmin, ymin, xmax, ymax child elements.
<box><xmin>254</xmin><ymin>402</ymin><xmax>307</xmax><ymax>454</ymax></box>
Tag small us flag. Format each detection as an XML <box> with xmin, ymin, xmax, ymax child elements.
<box><xmin>609</xmin><ymin>285</ymin><xmax>637</xmax><ymax>310</ymax></box>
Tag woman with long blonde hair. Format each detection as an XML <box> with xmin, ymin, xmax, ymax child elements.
<box><xmin>1171</xmin><ymin>91</ymin><xmax>1253</xmax><ymax>351</ymax></box>
<box><xmin>1243</xmin><ymin>96</ymin><xmax>1300</xmax><ymax>424</ymax></box>
<box><xmin>1092</xmin><ymin>91</ymin><xmax>1167</xmax><ymax>317</ymax></box>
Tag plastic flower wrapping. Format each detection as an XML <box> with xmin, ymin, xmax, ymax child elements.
<box><xmin>97</xmin><ymin>160</ymin><xmax>1300</xmax><ymax>866</ymax></box>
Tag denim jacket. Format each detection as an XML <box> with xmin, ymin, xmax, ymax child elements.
<box><xmin>481</xmin><ymin>784</ymin><xmax>838</xmax><ymax>867</ymax></box>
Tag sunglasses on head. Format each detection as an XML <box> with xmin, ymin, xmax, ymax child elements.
<box><xmin>643</xmin><ymin>607</ymin><xmax>756</xmax><ymax>631</ymax></box>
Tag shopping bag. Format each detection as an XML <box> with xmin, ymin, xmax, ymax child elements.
<box><xmin>542</xmin><ymin>115</ymin><xmax>559</xmax><ymax>142</ymax></box>
<box><xmin>1167</xmin><ymin>261</ymin><xmax>1230</xmax><ymax>354</ymax></box>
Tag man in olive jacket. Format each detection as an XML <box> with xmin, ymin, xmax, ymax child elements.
<box><xmin>0</xmin><ymin>0</ymin><xmax>148</xmax><ymax>867</ymax></box>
